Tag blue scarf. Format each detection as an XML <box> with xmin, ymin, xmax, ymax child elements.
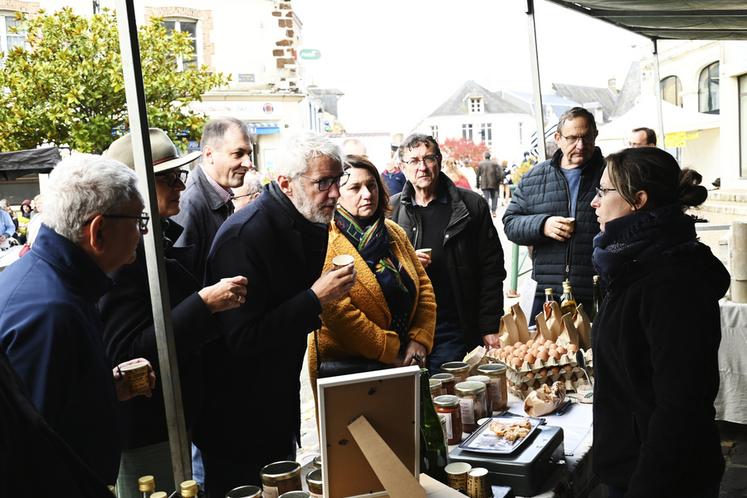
<box><xmin>334</xmin><ymin>206</ymin><xmax>415</xmax><ymax>342</ymax></box>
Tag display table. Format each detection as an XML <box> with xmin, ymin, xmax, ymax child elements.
<box><xmin>449</xmin><ymin>395</ymin><xmax>595</xmax><ymax>498</ymax></box>
<box><xmin>715</xmin><ymin>300</ymin><xmax>747</xmax><ymax>424</ymax></box>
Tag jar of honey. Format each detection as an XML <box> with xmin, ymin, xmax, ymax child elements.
<box><xmin>441</xmin><ymin>361</ymin><xmax>470</xmax><ymax>384</ymax></box>
<box><xmin>431</xmin><ymin>372</ymin><xmax>456</xmax><ymax>395</ymax></box>
<box><xmin>477</xmin><ymin>362</ymin><xmax>508</xmax><ymax>412</ymax></box>
<box><xmin>454</xmin><ymin>381</ymin><xmax>487</xmax><ymax>433</ymax></box>
<box><xmin>434</xmin><ymin>394</ymin><xmax>463</xmax><ymax>445</ymax></box>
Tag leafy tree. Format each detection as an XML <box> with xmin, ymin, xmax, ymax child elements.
<box><xmin>0</xmin><ymin>8</ymin><xmax>228</xmax><ymax>153</ymax></box>
<box><xmin>439</xmin><ymin>137</ymin><xmax>489</xmax><ymax>169</ymax></box>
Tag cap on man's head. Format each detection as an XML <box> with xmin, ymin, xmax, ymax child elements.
<box><xmin>104</xmin><ymin>128</ymin><xmax>201</xmax><ymax>173</ymax></box>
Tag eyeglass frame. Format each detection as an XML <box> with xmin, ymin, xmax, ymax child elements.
<box><xmin>156</xmin><ymin>169</ymin><xmax>189</xmax><ymax>188</ymax></box>
<box><xmin>559</xmin><ymin>133</ymin><xmax>597</xmax><ymax>146</ymax></box>
<box><xmin>84</xmin><ymin>211</ymin><xmax>150</xmax><ymax>234</ymax></box>
<box><xmin>297</xmin><ymin>171</ymin><xmax>349</xmax><ymax>192</ymax></box>
<box><xmin>594</xmin><ymin>186</ymin><xmax>618</xmax><ymax>199</ymax></box>
<box><xmin>401</xmin><ymin>153</ymin><xmax>441</xmax><ymax>168</ymax></box>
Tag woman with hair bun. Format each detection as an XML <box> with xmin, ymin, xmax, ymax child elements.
<box><xmin>590</xmin><ymin>147</ymin><xmax>728</xmax><ymax>498</ymax></box>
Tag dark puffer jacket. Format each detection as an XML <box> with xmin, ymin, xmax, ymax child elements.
<box><xmin>502</xmin><ymin>148</ymin><xmax>603</xmax><ymax>306</ymax></box>
<box><xmin>389</xmin><ymin>173</ymin><xmax>505</xmax><ymax>348</ymax></box>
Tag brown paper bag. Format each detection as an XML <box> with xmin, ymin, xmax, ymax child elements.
<box><xmin>500</xmin><ymin>313</ymin><xmax>521</xmax><ymax>345</ymax></box>
<box><xmin>544</xmin><ymin>301</ymin><xmax>564</xmax><ymax>341</ymax></box>
<box><xmin>511</xmin><ymin>303</ymin><xmax>531</xmax><ymax>343</ymax></box>
<box><xmin>574</xmin><ymin>304</ymin><xmax>592</xmax><ymax>350</ymax></box>
<box><xmin>534</xmin><ymin>311</ymin><xmax>555</xmax><ymax>342</ymax></box>
<box><xmin>556</xmin><ymin>313</ymin><xmax>581</xmax><ymax>348</ymax></box>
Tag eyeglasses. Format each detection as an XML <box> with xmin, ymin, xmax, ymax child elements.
<box><xmin>156</xmin><ymin>169</ymin><xmax>188</xmax><ymax>188</ymax></box>
<box><xmin>594</xmin><ymin>186</ymin><xmax>617</xmax><ymax>198</ymax></box>
<box><xmin>402</xmin><ymin>154</ymin><xmax>440</xmax><ymax>168</ymax></box>
<box><xmin>298</xmin><ymin>172</ymin><xmax>349</xmax><ymax>191</ymax></box>
<box><xmin>84</xmin><ymin>211</ymin><xmax>150</xmax><ymax>234</ymax></box>
<box><xmin>560</xmin><ymin>134</ymin><xmax>596</xmax><ymax>145</ymax></box>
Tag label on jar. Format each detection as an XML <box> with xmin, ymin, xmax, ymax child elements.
<box><xmin>262</xmin><ymin>486</ymin><xmax>279</xmax><ymax>498</ymax></box>
<box><xmin>439</xmin><ymin>412</ymin><xmax>453</xmax><ymax>440</ymax></box>
<box><xmin>459</xmin><ymin>397</ymin><xmax>474</xmax><ymax>425</ymax></box>
<box><xmin>489</xmin><ymin>382</ymin><xmax>501</xmax><ymax>408</ymax></box>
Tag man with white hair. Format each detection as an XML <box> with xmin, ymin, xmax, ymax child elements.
<box><xmin>0</xmin><ymin>155</ymin><xmax>154</xmax><ymax>485</ymax></box>
<box><xmin>193</xmin><ymin>132</ymin><xmax>355</xmax><ymax>497</ymax></box>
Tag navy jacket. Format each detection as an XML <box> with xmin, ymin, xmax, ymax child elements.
<box><xmin>99</xmin><ymin>220</ymin><xmax>216</xmax><ymax>450</ymax></box>
<box><xmin>172</xmin><ymin>164</ymin><xmax>234</xmax><ymax>279</ymax></box>
<box><xmin>0</xmin><ymin>225</ymin><xmax>120</xmax><ymax>484</ymax></box>
<box><xmin>389</xmin><ymin>173</ymin><xmax>505</xmax><ymax>347</ymax></box>
<box><xmin>193</xmin><ymin>183</ymin><xmax>326</xmax><ymax>465</ymax></box>
<box><xmin>502</xmin><ymin>148</ymin><xmax>603</xmax><ymax>306</ymax></box>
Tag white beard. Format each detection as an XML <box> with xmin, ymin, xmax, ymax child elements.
<box><xmin>290</xmin><ymin>182</ymin><xmax>335</xmax><ymax>224</ymax></box>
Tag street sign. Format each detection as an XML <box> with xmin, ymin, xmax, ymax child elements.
<box><xmin>299</xmin><ymin>48</ymin><xmax>321</xmax><ymax>60</ymax></box>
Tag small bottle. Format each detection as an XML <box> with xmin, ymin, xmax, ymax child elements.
<box><xmin>178</xmin><ymin>480</ymin><xmax>201</xmax><ymax>498</ymax></box>
<box><xmin>560</xmin><ymin>279</ymin><xmax>577</xmax><ymax>317</ymax></box>
<box><xmin>419</xmin><ymin>368</ymin><xmax>448</xmax><ymax>483</ymax></box>
<box><xmin>544</xmin><ymin>287</ymin><xmax>555</xmax><ymax>303</ymax></box>
<box><xmin>137</xmin><ymin>475</ymin><xmax>155</xmax><ymax>498</ymax></box>
<box><xmin>591</xmin><ymin>275</ymin><xmax>602</xmax><ymax>322</ymax></box>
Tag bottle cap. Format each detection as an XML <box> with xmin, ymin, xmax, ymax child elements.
<box><xmin>180</xmin><ymin>480</ymin><xmax>199</xmax><ymax>498</ymax></box>
<box><xmin>137</xmin><ymin>475</ymin><xmax>155</xmax><ymax>492</ymax></box>
<box><xmin>593</xmin><ymin>275</ymin><xmax>599</xmax><ymax>283</ymax></box>
<box><xmin>151</xmin><ymin>493</ymin><xmax>168</xmax><ymax>498</ymax></box>
<box><xmin>544</xmin><ymin>287</ymin><xmax>553</xmax><ymax>295</ymax></box>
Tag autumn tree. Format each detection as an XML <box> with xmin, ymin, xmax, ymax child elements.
<box><xmin>439</xmin><ymin>138</ymin><xmax>489</xmax><ymax>168</ymax></box>
<box><xmin>0</xmin><ymin>8</ymin><xmax>228</xmax><ymax>153</ymax></box>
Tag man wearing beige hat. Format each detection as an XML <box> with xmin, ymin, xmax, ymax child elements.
<box><xmin>173</xmin><ymin>117</ymin><xmax>253</xmax><ymax>278</ymax></box>
<box><xmin>102</xmin><ymin>129</ymin><xmax>247</xmax><ymax>497</ymax></box>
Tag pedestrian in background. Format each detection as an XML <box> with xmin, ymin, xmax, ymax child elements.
<box><xmin>476</xmin><ymin>152</ymin><xmax>503</xmax><ymax>217</ymax></box>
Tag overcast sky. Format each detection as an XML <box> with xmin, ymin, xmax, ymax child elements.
<box><xmin>294</xmin><ymin>0</ymin><xmax>649</xmax><ymax>134</ymax></box>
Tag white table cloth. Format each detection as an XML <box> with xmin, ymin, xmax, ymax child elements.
<box><xmin>715</xmin><ymin>300</ymin><xmax>747</xmax><ymax>424</ymax></box>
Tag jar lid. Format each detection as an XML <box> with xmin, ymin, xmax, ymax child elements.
<box><xmin>261</xmin><ymin>460</ymin><xmax>302</xmax><ymax>480</ymax></box>
<box><xmin>478</xmin><ymin>362</ymin><xmax>507</xmax><ymax>374</ymax></box>
<box><xmin>431</xmin><ymin>372</ymin><xmax>455</xmax><ymax>382</ymax></box>
<box><xmin>312</xmin><ymin>454</ymin><xmax>322</xmax><ymax>468</ymax></box>
<box><xmin>226</xmin><ymin>485</ymin><xmax>263</xmax><ymax>498</ymax></box>
<box><xmin>433</xmin><ymin>394</ymin><xmax>460</xmax><ymax>408</ymax></box>
<box><xmin>137</xmin><ymin>475</ymin><xmax>155</xmax><ymax>492</ymax></box>
<box><xmin>278</xmin><ymin>492</ymin><xmax>310</xmax><ymax>498</ymax></box>
<box><xmin>455</xmin><ymin>381</ymin><xmax>486</xmax><ymax>395</ymax></box>
<box><xmin>306</xmin><ymin>468</ymin><xmax>323</xmax><ymax>485</ymax></box>
<box><xmin>441</xmin><ymin>361</ymin><xmax>469</xmax><ymax>373</ymax></box>
<box><xmin>429</xmin><ymin>379</ymin><xmax>442</xmax><ymax>389</ymax></box>
<box><xmin>180</xmin><ymin>480</ymin><xmax>198</xmax><ymax>498</ymax></box>
<box><xmin>466</xmin><ymin>375</ymin><xmax>490</xmax><ymax>384</ymax></box>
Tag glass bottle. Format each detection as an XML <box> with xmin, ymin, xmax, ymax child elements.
<box><xmin>544</xmin><ymin>287</ymin><xmax>555</xmax><ymax>303</ymax></box>
<box><xmin>419</xmin><ymin>368</ymin><xmax>448</xmax><ymax>483</ymax></box>
<box><xmin>591</xmin><ymin>275</ymin><xmax>602</xmax><ymax>322</ymax></box>
<box><xmin>560</xmin><ymin>279</ymin><xmax>577</xmax><ymax>317</ymax></box>
<box><xmin>137</xmin><ymin>475</ymin><xmax>155</xmax><ymax>498</ymax></box>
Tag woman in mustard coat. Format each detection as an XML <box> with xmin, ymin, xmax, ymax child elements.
<box><xmin>308</xmin><ymin>155</ymin><xmax>436</xmax><ymax>391</ymax></box>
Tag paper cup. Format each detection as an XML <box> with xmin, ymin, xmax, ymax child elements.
<box><xmin>331</xmin><ymin>254</ymin><xmax>354</xmax><ymax>269</ymax></box>
<box><xmin>467</xmin><ymin>467</ymin><xmax>490</xmax><ymax>498</ymax></box>
<box><xmin>416</xmin><ymin>248</ymin><xmax>432</xmax><ymax>255</ymax></box>
<box><xmin>567</xmin><ymin>217</ymin><xmax>576</xmax><ymax>233</ymax></box>
<box><xmin>445</xmin><ymin>462</ymin><xmax>471</xmax><ymax>492</ymax></box>
<box><xmin>120</xmin><ymin>359</ymin><xmax>150</xmax><ymax>396</ymax></box>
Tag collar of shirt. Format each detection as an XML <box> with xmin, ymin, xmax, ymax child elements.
<box><xmin>204</xmin><ymin>169</ymin><xmax>233</xmax><ymax>204</ymax></box>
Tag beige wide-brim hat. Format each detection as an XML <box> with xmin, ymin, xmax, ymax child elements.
<box><xmin>104</xmin><ymin>128</ymin><xmax>201</xmax><ymax>173</ymax></box>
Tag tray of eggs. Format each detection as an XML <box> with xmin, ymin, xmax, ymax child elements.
<box><xmin>485</xmin><ymin>338</ymin><xmax>593</xmax><ymax>398</ymax></box>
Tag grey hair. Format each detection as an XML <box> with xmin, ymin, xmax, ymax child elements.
<box><xmin>43</xmin><ymin>154</ymin><xmax>143</xmax><ymax>243</ymax></box>
<box><xmin>201</xmin><ymin>117</ymin><xmax>250</xmax><ymax>151</ymax></box>
<box><xmin>238</xmin><ymin>171</ymin><xmax>263</xmax><ymax>196</ymax></box>
<box><xmin>275</xmin><ymin>131</ymin><xmax>342</xmax><ymax>178</ymax></box>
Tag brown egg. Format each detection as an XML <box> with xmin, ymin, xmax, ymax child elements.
<box><xmin>514</xmin><ymin>341</ymin><xmax>523</xmax><ymax>349</ymax></box>
<box><xmin>529</xmin><ymin>347</ymin><xmax>539</xmax><ymax>357</ymax></box>
<box><xmin>551</xmin><ymin>366</ymin><xmax>561</xmax><ymax>376</ymax></box>
<box><xmin>557</xmin><ymin>346</ymin><xmax>567</xmax><ymax>355</ymax></box>
<box><xmin>567</xmin><ymin>344</ymin><xmax>579</xmax><ymax>354</ymax></box>
<box><xmin>545</xmin><ymin>340</ymin><xmax>554</xmax><ymax>347</ymax></box>
<box><xmin>526</xmin><ymin>339</ymin><xmax>535</xmax><ymax>348</ymax></box>
<box><xmin>524</xmin><ymin>353</ymin><xmax>536</xmax><ymax>364</ymax></box>
<box><xmin>512</xmin><ymin>357</ymin><xmax>523</xmax><ymax>369</ymax></box>
<box><xmin>504</xmin><ymin>345</ymin><xmax>514</xmax><ymax>355</ymax></box>
<box><xmin>537</xmin><ymin>350</ymin><xmax>549</xmax><ymax>362</ymax></box>
<box><xmin>550</xmin><ymin>350</ymin><xmax>561</xmax><ymax>361</ymax></box>
<box><xmin>538</xmin><ymin>369</ymin><xmax>547</xmax><ymax>377</ymax></box>
<box><xmin>537</xmin><ymin>346</ymin><xmax>547</xmax><ymax>354</ymax></box>
<box><xmin>526</xmin><ymin>372</ymin><xmax>535</xmax><ymax>380</ymax></box>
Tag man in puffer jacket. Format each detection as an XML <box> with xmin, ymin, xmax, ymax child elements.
<box><xmin>503</xmin><ymin>107</ymin><xmax>604</xmax><ymax>322</ymax></box>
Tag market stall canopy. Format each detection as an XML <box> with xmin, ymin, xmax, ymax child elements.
<box><xmin>545</xmin><ymin>1</ymin><xmax>747</xmax><ymax>40</ymax></box>
<box><xmin>0</xmin><ymin>147</ymin><xmax>61</xmax><ymax>181</ymax></box>
<box><xmin>597</xmin><ymin>95</ymin><xmax>720</xmax><ymax>141</ymax></box>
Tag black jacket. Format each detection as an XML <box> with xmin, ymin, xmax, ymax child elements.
<box><xmin>389</xmin><ymin>174</ymin><xmax>505</xmax><ymax>347</ymax></box>
<box><xmin>502</xmin><ymin>148</ymin><xmax>603</xmax><ymax>305</ymax></box>
<box><xmin>592</xmin><ymin>213</ymin><xmax>728</xmax><ymax>497</ymax></box>
<box><xmin>193</xmin><ymin>182</ymin><xmax>327</xmax><ymax>464</ymax></box>
<box><xmin>476</xmin><ymin>159</ymin><xmax>503</xmax><ymax>190</ymax></box>
<box><xmin>99</xmin><ymin>220</ymin><xmax>216</xmax><ymax>449</ymax></box>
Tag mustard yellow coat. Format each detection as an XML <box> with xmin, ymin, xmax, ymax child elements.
<box><xmin>307</xmin><ymin>219</ymin><xmax>436</xmax><ymax>390</ymax></box>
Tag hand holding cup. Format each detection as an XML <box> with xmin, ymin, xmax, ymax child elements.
<box><xmin>114</xmin><ymin>358</ymin><xmax>156</xmax><ymax>401</ymax></box>
<box><xmin>415</xmin><ymin>248</ymin><xmax>432</xmax><ymax>268</ymax></box>
<box><xmin>543</xmin><ymin>216</ymin><xmax>575</xmax><ymax>242</ymax></box>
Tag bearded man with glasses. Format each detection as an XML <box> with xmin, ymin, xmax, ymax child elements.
<box><xmin>503</xmin><ymin>106</ymin><xmax>604</xmax><ymax>323</ymax></box>
<box><xmin>389</xmin><ymin>134</ymin><xmax>505</xmax><ymax>372</ymax></box>
<box><xmin>194</xmin><ymin>131</ymin><xmax>355</xmax><ymax>497</ymax></box>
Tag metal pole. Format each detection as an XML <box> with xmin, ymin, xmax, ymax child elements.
<box><xmin>114</xmin><ymin>0</ymin><xmax>191</xmax><ymax>483</ymax></box>
<box><xmin>652</xmin><ymin>38</ymin><xmax>665</xmax><ymax>147</ymax></box>
<box><xmin>527</xmin><ymin>0</ymin><xmax>547</xmax><ymax>162</ymax></box>
<box><xmin>507</xmin><ymin>243</ymin><xmax>520</xmax><ymax>298</ymax></box>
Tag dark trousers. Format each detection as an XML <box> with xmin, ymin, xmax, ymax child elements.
<box><xmin>427</xmin><ymin>321</ymin><xmax>467</xmax><ymax>375</ymax></box>
<box><xmin>482</xmin><ymin>189</ymin><xmax>499</xmax><ymax>213</ymax></box>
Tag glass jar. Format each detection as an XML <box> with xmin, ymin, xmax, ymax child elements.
<box><xmin>477</xmin><ymin>362</ymin><xmax>508</xmax><ymax>412</ymax></box>
<box><xmin>431</xmin><ymin>373</ymin><xmax>456</xmax><ymax>395</ymax></box>
<box><xmin>466</xmin><ymin>375</ymin><xmax>492</xmax><ymax>416</ymax></box>
<box><xmin>278</xmin><ymin>492</ymin><xmax>310</xmax><ymax>498</ymax></box>
<box><xmin>226</xmin><ymin>485</ymin><xmax>263</xmax><ymax>498</ymax></box>
<box><xmin>441</xmin><ymin>361</ymin><xmax>470</xmax><ymax>384</ymax></box>
<box><xmin>305</xmin><ymin>468</ymin><xmax>323</xmax><ymax>498</ymax></box>
<box><xmin>260</xmin><ymin>461</ymin><xmax>302</xmax><ymax>498</ymax></box>
<box><xmin>454</xmin><ymin>381</ymin><xmax>487</xmax><ymax>433</ymax></box>
<box><xmin>434</xmin><ymin>394</ymin><xmax>463</xmax><ymax>445</ymax></box>
<box><xmin>312</xmin><ymin>454</ymin><xmax>322</xmax><ymax>469</ymax></box>
<box><xmin>429</xmin><ymin>378</ymin><xmax>444</xmax><ymax>398</ymax></box>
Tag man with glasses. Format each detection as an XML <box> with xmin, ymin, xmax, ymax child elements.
<box><xmin>194</xmin><ymin>131</ymin><xmax>355</xmax><ymax>497</ymax></box>
<box><xmin>389</xmin><ymin>134</ymin><xmax>505</xmax><ymax>371</ymax></box>
<box><xmin>503</xmin><ymin>106</ymin><xmax>604</xmax><ymax>322</ymax></box>
<box><xmin>173</xmin><ymin>116</ymin><xmax>253</xmax><ymax>278</ymax></box>
<box><xmin>0</xmin><ymin>154</ymin><xmax>155</xmax><ymax>486</ymax></box>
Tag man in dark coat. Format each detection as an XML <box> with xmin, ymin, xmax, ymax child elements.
<box><xmin>172</xmin><ymin>117</ymin><xmax>253</xmax><ymax>278</ymax></box>
<box><xmin>503</xmin><ymin>107</ymin><xmax>603</xmax><ymax>322</ymax></box>
<box><xmin>476</xmin><ymin>152</ymin><xmax>503</xmax><ymax>216</ymax></box>
<box><xmin>389</xmin><ymin>134</ymin><xmax>506</xmax><ymax>372</ymax></box>
<box><xmin>0</xmin><ymin>155</ymin><xmax>155</xmax><ymax>485</ymax></box>
<box><xmin>194</xmin><ymin>131</ymin><xmax>355</xmax><ymax>498</ymax></box>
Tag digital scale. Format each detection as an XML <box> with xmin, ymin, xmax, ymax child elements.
<box><xmin>448</xmin><ymin>424</ymin><xmax>565</xmax><ymax>496</ymax></box>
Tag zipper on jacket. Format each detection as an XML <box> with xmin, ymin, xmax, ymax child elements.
<box><xmin>557</xmin><ymin>168</ymin><xmax>574</xmax><ymax>277</ymax></box>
